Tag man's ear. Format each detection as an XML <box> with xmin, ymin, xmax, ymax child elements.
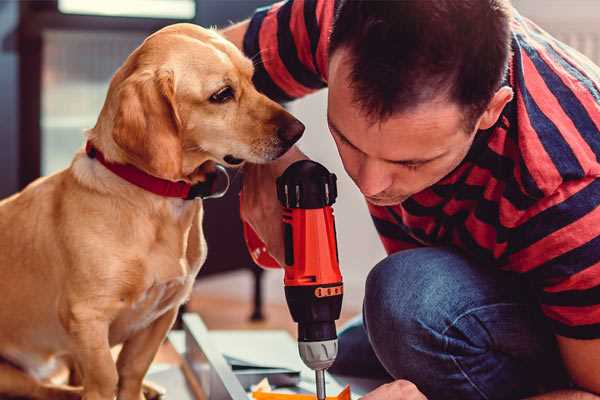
<box><xmin>112</xmin><ymin>69</ymin><xmax>183</xmax><ymax>180</ymax></box>
<box><xmin>476</xmin><ymin>86</ymin><xmax>514</xmax><ymax>130</ymax></box>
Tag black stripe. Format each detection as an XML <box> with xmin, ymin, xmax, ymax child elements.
<box><xmin>524</xmin><ymin>233</ymin><xmax>600</xmax><ymax>285</ymax></box>
<box><xmin>276</xmin><ymin>1</ymin><xmax>326</xmax><ymax>90</ymax></box>
<box><xmin>371</xmin><ymin>215</ymin><xmax>420</xmax><ymax>245</ymax></box>
<box><xmin>508</xmin><ymin>178</ymin><xmax>600</xmax><ymax>255</ymax></box>
<box><xmin>514</xmin><ymin>43</ymin><xmax>585</xmax><ymax>183</ymax></box>
<box><xmin>243</xmin><ymin>6</ymin><xmax>294</xmax><ymax>103</ymax></box>
<box><xmin>303</xmin><ymin>0</ymin><xmax>320</xmax><ymax>75</ymax></box>
<box><xmin>467</xmin><ymin>134</ymin><xmax>539</xmax><ymax>210</ymax></box>
<box><xmin>540</xmin><ymin>284</ymin><xmax>600</xmax><ymax>307</ymax></box>
<box><xmin>547</xmin><ymin>319</ymin><xmax>600</xmax><ymax>340</ymax></box>
<box><xmin>517</xmin><ymin>34</ymin><xmax>600</xmax><ymax>161</ymax></box>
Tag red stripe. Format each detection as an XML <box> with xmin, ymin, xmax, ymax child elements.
<box><xmin>515</xmin><ymin>49</ymin><xmax>563</xmax><ymax>195</ymax></box>
<box><xmin>290</xmin><ymin>0</ymin><xmax>318</xmax><ymax>75</ymax></box>
<box><xmin>390</xmin><ymin>205</ymin><xmax>436</xmax><ymax>240</ymax></box>
<box><xmin>410</xmin><ymin>188</ymin><xmax>444</xmax><ymax>208</ymax></box>
<box><xmin>519</xmin><ymin>33</ymin><xmax>600</xmax><ymax>175</ymax></box>
<box><xmin>379</xmin><ymin>236</ymin><xmax>420</xmax><ymax>254</ymax></box>
<box><xmin>542</xmin><ymin>303</ymin><xmax>600</xmax><ymax>326</ymax></box>
<box><xmin>259</xmin><ymin>2</ymin><xmax>313</xmax><ymax>98</ymax></box>
<box><xmin>463</xmin><ymin>210</ymin><xmax>508</xmax><ymax>259</ymax></box>
<box><xmin>315</xmin><ymin>0</ymin><xmax>335</xmax><ymax>81</ymax></box>
<box><xmin>545</xmin><ymin>261</ymin><xmax>600</xmax><ymax>293</ymax></box>
<box><xmin>507</xmin><ymin>194</ymin><xmax>600</xmax><ymax>272</ymax></box>
<box><xmin>366</xmin><ymin>201</ymin><xmax>391</xmax><ymax>221</ymax></box>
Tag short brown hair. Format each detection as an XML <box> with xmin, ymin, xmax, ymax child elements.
<box><xmin>329</xmin><ymin>0</ymin><xmax>512</xmax><ymax>124</ymax></box>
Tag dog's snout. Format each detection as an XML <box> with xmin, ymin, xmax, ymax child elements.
<box><xmin>277</xmin><ymin>119</ymin><xmax>305</xmax><ymax>145</ymax></box>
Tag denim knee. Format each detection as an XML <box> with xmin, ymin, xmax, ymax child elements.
<box><xmin>362</xmin><ymin>248</ymin><xmax>565</xmax><ymax>400</ymax></box>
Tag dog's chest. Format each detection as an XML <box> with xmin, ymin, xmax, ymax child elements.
<box><xmin>109</xmin><ymin>202</ymin><xmax>207</xmax><ymax>344</ymax></box>
<box><xmin>110</xmin><ymin>266</ymin><xmax>195</xmax><ymax>345</ymax></box>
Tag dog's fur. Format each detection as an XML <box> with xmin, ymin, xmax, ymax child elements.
<box><xmin>0</xmin><ymin>24</ymin><xmax>302</xmax><ymax>400</ymax></box>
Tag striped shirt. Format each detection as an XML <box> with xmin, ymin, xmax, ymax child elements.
<box><xmin>243</xmin><ymin>0</ymin><xmax>600</xmax><ymax>339</ymax></box>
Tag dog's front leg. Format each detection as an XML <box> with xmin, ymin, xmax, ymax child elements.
<box><xmin>69</xmin><ymin>317</ymin><xmax>118</xmax><ymax>400</ymax></box>
<box><xmin>116</xmin><ymin>307</ymin><xmax>178</xmax><ymax>400</ymax></box>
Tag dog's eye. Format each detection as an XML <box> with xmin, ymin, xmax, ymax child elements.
<box><xmin>209</xmin><ymin>86</ymin><xmax>234</xmax><ymax>103</ymax></box>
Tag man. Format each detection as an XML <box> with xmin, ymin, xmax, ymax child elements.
<box><xmin>221</xmin><ymin>1</ymin><xmax>600</xmax><ymax>399</ymax></box>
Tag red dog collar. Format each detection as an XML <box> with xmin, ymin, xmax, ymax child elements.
<box><xmin>85</xmin><ymin>141</ymin><xmax>227</xmax><ymax>200</ymax></box>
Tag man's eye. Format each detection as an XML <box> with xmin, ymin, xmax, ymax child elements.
<box><xmin>209</xmin><ymin>86</ymin><xmax>234</xmax><ymax>103</ymax></box>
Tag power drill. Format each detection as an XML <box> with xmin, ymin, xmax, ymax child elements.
<box><xmin>242</xmin><ymin>160</ymin><xmax>343</xmax><ymax>400</ymax></box>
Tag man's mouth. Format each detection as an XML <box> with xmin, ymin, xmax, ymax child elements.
<box><xmin>223</xmin><ymin>154</ymin><xmax>244</xmax><ymax>165</ymax></box>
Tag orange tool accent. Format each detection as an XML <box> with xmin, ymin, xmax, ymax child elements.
<box><xmin>281</xmin><ymin>207</ymin><xmax>341</xmax><ymax>286</ymax></box>
<box><xmin>252</xmin><ymin>385</ymin><xmax>351</xmax><ymax>400</ymax></box>
<box><xmin>241</xmin><ymin>201</ymin><xmax>281</xmax><ymax>269</ymax></box>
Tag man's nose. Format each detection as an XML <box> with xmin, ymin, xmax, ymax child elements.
<box><xmin>357</xmin><ymin>158</ymin><xmax>392</xmax><ymax>197</ymax></box>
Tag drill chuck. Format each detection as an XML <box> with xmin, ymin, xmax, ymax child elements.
<box><xmin>298</xmin><ymin>339</ymin><xmax>338</xmax><ymax>371</ymax></box>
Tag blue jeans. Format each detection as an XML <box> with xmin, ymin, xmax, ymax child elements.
<box><xmin>329</xmin><ymin>248</ymin><xmax>570</xmax><ymax>400</ymax></box>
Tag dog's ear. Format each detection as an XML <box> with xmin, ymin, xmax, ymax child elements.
<box><xmin>112</xmin><ymin>69</ymin><xmax>183</xmax><ymax>180</ymax></box>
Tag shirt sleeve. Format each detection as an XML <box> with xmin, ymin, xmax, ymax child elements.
<box><xmin>367</xmin><ymin>202</ymin><xmax>423</xmax><ymax>255</ymax></box>
<box><xmin>242</xmin><ymin>0</ymin><xmax>334</xmax><ymax>102</ymax></box>
<box><xmin>505</xmin><ymin>176</ymin><xmax>600</xmax><ymax>339</ymax></box>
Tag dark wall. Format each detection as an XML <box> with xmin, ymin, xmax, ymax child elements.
<box><xmin>195</xmin><ymin>0</ymin><xmax>274</xmax><ymax>27</ymax></box>
<box><xmin>0</xmin><ymin>1</ymin><xmax>19</xmax><ymax>198</ymax></box>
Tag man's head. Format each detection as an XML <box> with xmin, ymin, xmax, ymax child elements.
<box><xmin>327</xmin><ymin>0</ymin><xmax>514</xmax><ymax>205</ymax></box>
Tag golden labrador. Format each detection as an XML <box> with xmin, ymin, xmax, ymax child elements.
<box><xmin>0</xmin><ymin>23</ymin><xmax>303</xmax><ymax>400</ymax></box>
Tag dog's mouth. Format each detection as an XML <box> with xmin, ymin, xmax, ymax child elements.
<box><xmin>223</xmin><ymin>154</ymin><xmax>245</xmax><ymax>165</ymax></box>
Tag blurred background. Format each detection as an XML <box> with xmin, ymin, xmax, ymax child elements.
<box><xmin>0</xmin><ymin>0</ymin><xmax>599</xmax><ymax>336</ymax></box>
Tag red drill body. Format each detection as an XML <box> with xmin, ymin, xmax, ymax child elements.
<box><xmin>242</xmin><ymin>160</ymin><xmax>343</xmax><ymax>400</ymax></box>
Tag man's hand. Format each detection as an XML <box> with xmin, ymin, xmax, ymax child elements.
<box><xmin>240</xmin><ymin>146</ymin><xmax>308</xmax><ymax>266</ymax></box>
<box><xmin>361</xmin><ymin>380</ymin><xmax>427</xmax><ymax>400</ymax></box>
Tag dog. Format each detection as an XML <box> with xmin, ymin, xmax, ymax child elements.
<box><xmin>0</xmin><ymin>23</ymin><xmax>304</xmax><ymax>400</ymax></box>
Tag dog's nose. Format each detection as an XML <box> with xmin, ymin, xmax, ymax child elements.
<box><xmin>277</xmin><ymin>119</ymin><xmax>305</xmax><ymax>145</ymax></box>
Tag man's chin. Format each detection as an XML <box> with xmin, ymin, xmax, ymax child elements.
<box><xmin>365</xmin><ymin>195</ymin><xmax>407</xmax><ymax>206</ymax></box>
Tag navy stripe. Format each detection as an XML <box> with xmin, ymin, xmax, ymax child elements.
<box><xmin>517</xmin><ymin>34</ymin><xmax>600</xmax><ymax>161</ymax></box>
<box><xmin>531</xmin><ymin>31</ymin><xmax>600</xmax><ymax>101</ymax></box>
<box><xmin>303</xmin><ymin>0</ymin><xmax>320</xmax><ymax>74</ymax></box>
<box><xmin>548</xmin><ymin>319</ymin><xmax>600</xmax><ymax>340</ymax></box>
<box><xmin>524</xmin><ymin>233</ymin><xmax>600</xmax><ymax>285</ymax></box>
<box><xmin>540</xmin><ymin>284</ymin><xmax>600</xmax><ymax>307</ymax></box>
<box><xmin>391</xmin><ymin>200</ymin><xmax>497</xmax><ymax>264</ymax></box>
<box><xmin>385</xmin><ymin>206</ymin><xmax>432</xmax><ymax>246</ymax></box>
<box><xmin>514</xmin><ymin>45</ymin><xmax>585</xmax><ymax>182</ymax></box>
<box><xmin>519</xmin><ymin>16</ymin><xmax>600</xmax><ymax>89</ymax></box>
<box><xmin>276</xmin><ymin>1</ymin><xmax>326</xmax><ymax>90</ymax></box>
<box><xmin>554</xmin><ymin>40</ymin><xmax>600</xmax><ymax>91</ymax></box>
<box><xmin>509</xmin><ymin>37</ymin><xmax>546</xmax><ymax>199</ymax></box>
<box><xmin>243</xmin><ymin>6</ymin><xmax>294</xmax><ymax>102</ymax></box>
<box><xmin>371</xmin><ymin>216</ymin><xmax>420</xmax><ymax>245</ymax></box>
<box><xmin>455</xmin><ymin>213</ymin><xmax>497</xmax><ymax>265</ymax></box>
<box><xmin>508</xmin><ymin>178</ymin><xmax>600</xmax><ymax>255</ymax></box>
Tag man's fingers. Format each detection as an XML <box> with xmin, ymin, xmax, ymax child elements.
<box><xmin>360</xmin><ymin>380</ymin><xmax>427</xmax><ymax>400</ymax></box>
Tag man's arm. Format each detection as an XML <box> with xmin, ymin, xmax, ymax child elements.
<box><xmin>525</xmin><ymin>337</ymin><xmax>600</xmax><ymax>398</ymax></box>
<box><xmin>505</xmin><ymin>177</ymin><xmax>600</xmax><ymax>399</ymax></box>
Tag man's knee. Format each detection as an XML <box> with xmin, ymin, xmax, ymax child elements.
<box><xmin>363</xmin><ymin>248</ymin><xmax>460</xmax><ymax>379</ymax></box>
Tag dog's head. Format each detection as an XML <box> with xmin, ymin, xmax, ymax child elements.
<box><xmin>94</xmin><ymin>24</ymin><xmax>304</xmax><ymax>183</ymax></box>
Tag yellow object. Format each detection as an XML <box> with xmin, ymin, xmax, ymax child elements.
<box><xmin>251</xmin><ymin>385</ymin><xmax>351</xmax><ymax>400</ymax></box>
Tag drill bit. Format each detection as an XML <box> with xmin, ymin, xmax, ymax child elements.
<box><xmin>315</xmin><ymin>369</ymin><xmax>326</xmax><ymax>400</ymax></box>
